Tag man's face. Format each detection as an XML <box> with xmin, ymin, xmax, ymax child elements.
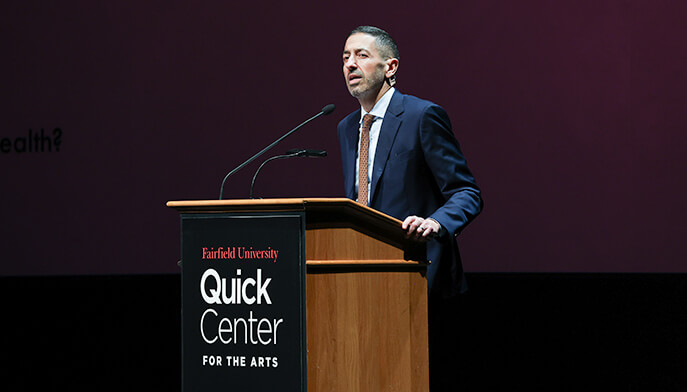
<box><xmin>343</xmin><ymin>33</ymin><xmax>389</xmax><ymax>99</ymax></box>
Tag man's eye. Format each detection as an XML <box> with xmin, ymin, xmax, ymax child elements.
<box><xmin>358</xmin><ymin>53</ymin><xmax>368</xmax><ymax>58</ymax></box>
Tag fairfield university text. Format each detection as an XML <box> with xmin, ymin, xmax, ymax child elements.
<box><xmin>202</xmin><ymin>246</ymin><xmax>279</xmax><ymax>263</ymax></box>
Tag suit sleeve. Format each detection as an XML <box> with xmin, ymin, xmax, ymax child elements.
<box><xmin>420</xmin><ymin>104</ymin><xmax>483</xmax><ymax>236</ymax></box>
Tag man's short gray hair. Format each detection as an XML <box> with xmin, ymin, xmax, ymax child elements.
<box><xmin>348</xmin><ymin>26</ymin><xmax>400</xmax><ymax>61</ymax></box>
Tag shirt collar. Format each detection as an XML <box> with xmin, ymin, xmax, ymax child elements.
<box><xmin>360</xmin><ymin>87</ymin><xmax>395</xmax><ymax>123</ymax></box>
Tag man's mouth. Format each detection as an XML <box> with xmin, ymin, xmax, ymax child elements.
<box><xmin>348</xmin><ymin>74</ymin><xmax>362</xmax><ymax>84</ymax></box>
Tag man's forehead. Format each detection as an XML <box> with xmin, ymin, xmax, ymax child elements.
<box><xmin>344</xmin><ymin>33</ymin><xmax>378</xmax><ymax>52</ymax></box>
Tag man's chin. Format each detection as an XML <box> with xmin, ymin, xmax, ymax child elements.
<box><xmin>348</xmin><ymin>86</ymin><xmax>370</xmax><ymax>99</ymax></box>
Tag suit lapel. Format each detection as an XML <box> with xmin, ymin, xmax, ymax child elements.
<box><xmin>370</xmin><ymin>91</ymin><xmax>405</xmax><ymax>204</ymax></box>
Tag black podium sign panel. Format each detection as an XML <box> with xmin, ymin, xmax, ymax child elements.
<box><xmin>180</xmin><ymin>213</ymin><xmax>306</xmax><ymax>391</ymax></box>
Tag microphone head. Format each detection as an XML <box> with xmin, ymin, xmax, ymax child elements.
<box><xmin>321</xmin><ymin>104</ymin><xmax>336</xmax><ymax>116</ymax></box>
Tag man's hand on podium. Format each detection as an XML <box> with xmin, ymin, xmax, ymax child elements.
<box><xmin>402</xmin><ymin>216</ymin><xmax>442</xmax><ymax>241</ymax></box>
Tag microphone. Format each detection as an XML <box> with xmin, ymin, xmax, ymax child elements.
<box><xmin>219</xmin><ymin>104</ymin><xmax>335</xmax><ymax>199</ymax></box>
<box><xmin>250</xmin><ymin>148</ymin><xmax>328</xmax><ymax>199</ymax></box>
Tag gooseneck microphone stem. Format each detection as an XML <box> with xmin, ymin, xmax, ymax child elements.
<box><xmin>249</xmin><ymin>149</ymin><xmax>328</xmax><ymax>199</ymax></box>
<box><xmin>219</xmin><ymin>104</ymin><xmax>335</xmax><ymax>200</ymax></box>
<box><xmin>249</xmin><ymin>152</ymin><xmax>300</xmax><ymax>199</ymax></box>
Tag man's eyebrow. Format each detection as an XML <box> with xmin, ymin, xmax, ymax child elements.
<box><xmin>343</xmin><ymin>48</ymin><xmax>369</xmax><ymax>54</ymax></box>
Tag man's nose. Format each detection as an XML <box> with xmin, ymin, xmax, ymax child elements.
<box><xmin>344</xmin><ymin>57</ymin><xmax>357</xmax><ymax>69</ymax></box>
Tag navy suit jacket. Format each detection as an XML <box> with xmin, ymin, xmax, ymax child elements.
<box><xmin>337</xmin><ymin>90</ymin><xmax>483</xmax><ymax>297</ymax></box>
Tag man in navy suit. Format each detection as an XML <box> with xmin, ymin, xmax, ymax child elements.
<box><xmin>338</xmin><ymin>26</ymin><xmax>483</xmax><ymax>389</ymax></box>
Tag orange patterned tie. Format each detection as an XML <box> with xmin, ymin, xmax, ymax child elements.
<box><xmin>358</xmin><ymin>113</ymin><xmax>375</xmax><ymax>206</ymax></box>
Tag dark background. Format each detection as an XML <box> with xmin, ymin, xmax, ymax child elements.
<box><xmin>3</xmin><ymin>0</ymin><xmax>686</xmax><ymax>275</ymax></box>
<box><xmin>2</xmin><ymin>1</ymin><xmax>686</xmax><ymax>390</ymax></box>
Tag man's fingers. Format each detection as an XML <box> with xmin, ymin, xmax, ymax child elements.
<box><xmin>402</xmin><ymin>215</ymin><xmax>440</xmax><ymax>240</ymax></box>
<box><xmin>402</xmin><ymin>216</ymin><xmax>420</xmax><ymax>230</ymax></box>
<box><xmin>403</xmin><ymin>216</ymin><xmax>432</xmax><ymax>238</ymax></box>
<box><xmin>413</xmin><ymin>218</ymin><xmax>438</xmax><ymax>238</ymax></box>
<box><xmin>410</xmin><ymin>220</ymin><xmax>424</xmax><ymax>234</ymax></box>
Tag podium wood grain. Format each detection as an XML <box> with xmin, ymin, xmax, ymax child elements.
<box><xmin>306</xmin><ymin>226</ymin><xmax>429</xmax><ymax>392</ymax></box>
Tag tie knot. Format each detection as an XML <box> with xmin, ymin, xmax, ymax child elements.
<box><xmin>362</xmin><ymin>114</ymin><xmax>375</xmax><ymax>130</ymax></box>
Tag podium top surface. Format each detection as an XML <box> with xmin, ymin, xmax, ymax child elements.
<box><xmin>168</xmin><ymin>197</ymin><xmax>384</xmax><ymax>211</ymax></box>
<box><xmin>167</xmin><ymin>197</ymin><xmax>400</xmax><ymax>224</ymax></box>
<box><xmin>170</xmin><ymin>197</ymin><xmax>412</xmax><ymax>236</ymax></box>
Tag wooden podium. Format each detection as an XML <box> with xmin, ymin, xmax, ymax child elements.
<box><xmin>167</xmin><ymin>198</ymin><xmax>429</xmax><ymax>392</ymax></box>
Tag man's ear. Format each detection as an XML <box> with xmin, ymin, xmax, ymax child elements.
<box><xmin>385</xmin><ymin>58</ymin><xmax>399</xmax><ymax>79</ymax></box>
